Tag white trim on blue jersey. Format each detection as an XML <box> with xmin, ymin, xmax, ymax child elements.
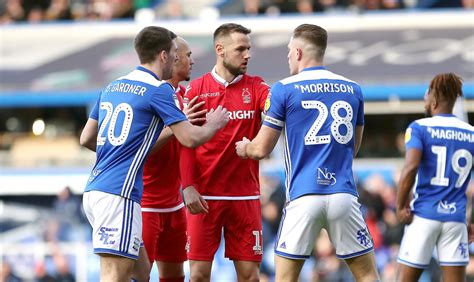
<box><xmin>415</xmin><ymin>115</ymin><xmax>473</xmax><ymax>131</ymax></box>
<box><xmin>119</xmin><ymin>69</ymin><xmax>168</xmax><ymax>88</ymax></box>
<box><xmin>121</xmin><ymin>116</ymin><xmax>160</xmax><ymax>199</ymax></box>
<box><xmin>279</xmin><ymin>69</ymin><xmax>357</xmax><ymax>85</ymax></box>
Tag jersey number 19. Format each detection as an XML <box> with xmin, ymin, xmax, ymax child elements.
<box><xmin>431</xmin><ymin>145</ymin><xmax>472</xmax><ymax>188</ymax></box>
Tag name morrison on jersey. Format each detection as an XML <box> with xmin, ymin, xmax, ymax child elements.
<box><xmin>294</xmin><ymin>82</ymin><xmax>355</xmax><ymax>95</ymax></box>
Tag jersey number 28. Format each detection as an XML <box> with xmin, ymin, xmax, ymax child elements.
<box><xmin>97</xmin><ymin>102</ymin><xmax>134</xmax><ymax>146</ymax></box>
<box><xmin>302</xmin><ymin>100</ymin><xmax>353</xmax><ymax>145</ymax></box>
<box><xmin>431</xmin><ymin>145</ymin><xmax>472</xmax><ymax>188</ymax></box>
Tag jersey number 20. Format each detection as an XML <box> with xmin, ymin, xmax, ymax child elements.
<box><xmin>431</xmin><ymin>145</ymin><xmax>472</xmax><ymax>188</ymax></box>
<box><xmin>97</xmin><ymin>102</ymin><xmax>134</xmax><ymax>146</ymax></box>
<box><xmin>302</xmin><ymin>100</ymin><xmax>353</xmax><ymax>145</ymax></box>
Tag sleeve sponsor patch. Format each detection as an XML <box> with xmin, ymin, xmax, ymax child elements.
<box><xmin>264</xmin><ymin>115</ymin><xmax>284</xmax><ymax>127</ymax></box>
<box><xmin>405</xmin><ymin>128</ymin><xmax>412</xmax><ymax>143</ymax></box>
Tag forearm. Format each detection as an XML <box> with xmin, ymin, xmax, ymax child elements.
<box><xmin>82</xmin><ymin>140</ymin><xmax>96</xmax><ymax>152</ymax></box>
<box><xmin>245</xmin><ymin>142</ymin><xmax>268</xmax><ymax>160</ymax></box>
<box><xmin>354</xmin><ymin>125</ymin><xmax>364</xmax><ymax>157</ymax></box>
<box><xmin>150</xmin><ymin>127</ymin><xmax>173</xmax><ymax>153</ymax></box>
<box><xmin>180</xmin><ymin>146</ymin><xmax>196</xmax><ymax>188</ymax></box>
<box><xmin>187</xmin><ymin>123</ymin><xmax>220</xmax><ymax>148</ymax></box>
<box><xmin>467</xmin><ymin>189</ymin><xmax>473</xmax><ymax>224</ymax></box>
<box><xmin>396</xmin><ymin>166</ymin><xmax>417</xmax><ymax>210</ymax></box>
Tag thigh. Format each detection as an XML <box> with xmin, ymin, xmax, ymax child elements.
<box><xmin>100</xmin><ymin>253</ymin><xmax>136</xmax><ymax>282</ymax></box>
<box><xmin>156</xmin><ymin>208</ymin><xmax>187</xmax><ymax>263</ymax></box>
<box><xmin>437</xmin><ymin>221</ymin><xmax>469</xmax><ymax>266</ymax></box>
<box><xmin>325</xmin><ymin>194</ymin><xmax>373</xmax><ymax>259</ymax></box>
<box><xmin>141</xmin><ymin>212</ymin><xmax>162</xmax><ymax>263</ymax></box>
<box><xmin>398</xmin><ymin>215</ymin><xmax>440</xmax><ymax>268</ymax></box>
<box><xmin>186</xmin><ymin>201</ymin><xmax>223</xmax><ymax>261</ymax></box>
<box><xmin>274</xmin><ymin>196</ymin><xmax>325</xmax><ymax>259</ymax></box>
<box><xmin>224</xmin><ymin>200</ymin><xmax>263</xmax><ymax>262</ymax></box>
<box><xmin>88</xmin><ymin>191</ymin><xmax>142</xmax><ymax>260</ymax></box>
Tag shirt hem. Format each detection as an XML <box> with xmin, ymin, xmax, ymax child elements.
<box><xmin>202</xmin><ymin>195</ymin><xmax>260</xmax><ymax>200</ymax></box>
<box><xmin>141</xmin><ymin>203</ymin><xmax>184</xmax><ymax>213</ymax></box>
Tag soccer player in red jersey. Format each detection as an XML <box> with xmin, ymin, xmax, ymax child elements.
<box><xmin>140</xmin><ymin>37</ymin><xmax>205</xmax><ymax>282</ymax></box>
<box><xmin>180</xmin><ymin>23</ymin><xmax>270</xmax><ymax>281</ymax></box>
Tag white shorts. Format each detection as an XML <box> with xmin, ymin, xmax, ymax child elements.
<box><xmin>275</xmin><ymin>194</ymin><xmax>373</xmax><ymax>260</ymax></box>
<box><xmin>83</xmin><ymin>191</ymin><xmax>142</xmax><ymax>260</ymax></box>
<box><xmin>398</xmin><ymin>215</ymin><xmax>468</xmax><ymax>268</ymax></box>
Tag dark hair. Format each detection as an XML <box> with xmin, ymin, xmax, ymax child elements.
<box><xmin>293</xmin><ymin>24</ymin><xmax>327</xmax><ymax>59</ymax></box>
<box><xmin>134</xmin><ymin>26</ymin><xmax>177</xmax><ymax>64</ymax></box>
<box><xmin>429</xmin><ymin>73</ymin><xmax>463</xmax><ymax>108</ymax></box>
<box><xmin>213</xmin><ymin>23</ymin><xmax>251</xmax><ymax>42</ymax></box>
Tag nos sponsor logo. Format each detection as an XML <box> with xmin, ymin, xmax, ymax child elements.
<box><xmin>317</xmin><ymin>168</ymin><xmax>337</xmax><ymax>186</ymax></box>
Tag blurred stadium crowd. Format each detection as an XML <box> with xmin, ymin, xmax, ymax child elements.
<box><xmin>3</xmin><ymin>171</ymin><xmax>474</xmax><ymax>281</ymax></box>
<box><xmin>0</xmin><ymin>0</ymin><xmax>473</xmax><ymax>24</ymax></box>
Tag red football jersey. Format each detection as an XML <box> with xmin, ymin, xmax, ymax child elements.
<box><xmin>181</xmin><ymin>68</ymin><xmax>269</xmax><ymax>198</ymax></box>
<box><xmin>142</xmin><ymin>85</ymin><xmax>186</xmax><ymax>209</ymax></box>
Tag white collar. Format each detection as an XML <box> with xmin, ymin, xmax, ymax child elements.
<box><xmin>211</xmin><ymin>66</ymin><xmax>243</xmax><ymax>87</ymax></box>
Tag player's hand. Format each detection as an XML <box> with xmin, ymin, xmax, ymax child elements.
<box><xmin>235</xmin><ymin>137</ymin><xmax>250</xmax><ymax>159</ymax></box>
<box><xmin>396</xmin><ymin>207</ymin><xmax>413</xmax><ymax>225</ymax></box>
<box><xmin>184</xmin><ymin>96</ymin><xmax>207</xmax><ymax>125</ymax></box>
<box><xmin>468</xmin><ymin>224</ymin><xmax>474</xmax><ymax>243</ymax></box>
<box><xmin>183</xmin><ymin>186</ymin><xmax>209</xmax><ymax>214</ymax></box>
<box><xmin>206</xmin><ymin>105</ymin><xmax>229</xmax><ymax>130</ymax></box>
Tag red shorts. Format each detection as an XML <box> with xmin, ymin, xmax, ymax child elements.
<box><xmin>142</xmin><ymin>207</ymin><xmax>187</xmax><ymax>263</ymax></box>
<box><xmin>186</xmin><ymin>200</ymin><xmax>262</xmax><ymax>262</ymax></box>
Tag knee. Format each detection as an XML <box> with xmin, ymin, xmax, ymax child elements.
<box><xmin>189</xmin><ymin>272</ymin><xmax>211</xmax><ymax>282</ymax></box>
<box><xmin>237</xmin><ymin>270</ymin><xmax>260</xmax><ymax>282</ymax></box>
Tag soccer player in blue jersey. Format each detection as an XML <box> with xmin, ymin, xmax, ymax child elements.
<box><xmin>79</xmin><ymin>26</ymin><xmax>229</xmax><ymax>282</ymax></box>
<box><xmin>235</xmin><ymin>24</ymin><xmax>379</xmax><ymax>282</ymax></box>
<box><xmin>396</xmin><ymin>73</ymin><xmax>474</xmax><ymax>282</ymax></box>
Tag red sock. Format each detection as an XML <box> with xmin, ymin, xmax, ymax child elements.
<box><xmin>159</xmin><ymin>277</ymin><xmax>185</xmax><ymax>282</ymax></box>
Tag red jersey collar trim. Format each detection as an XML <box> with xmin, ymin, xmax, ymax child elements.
<box><xmin>211</xmin><ymin>66</ymin><xmax>243</xmax><ymax>87</ymax></box>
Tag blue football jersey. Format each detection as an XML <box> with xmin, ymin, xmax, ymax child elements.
<box><xmin>405</xmin><ymin>114</ymin><xmax>474</xmax><ymax>223</ymax></box>
<box><xmin>263</xmin><ymin>66</ymin><xmax>364</xmax><ymax>201</ymax></box>
<box><xmin>85</xmin><ymin>66</ymin><xmax>187</xmax><ymax>203</ymax></box>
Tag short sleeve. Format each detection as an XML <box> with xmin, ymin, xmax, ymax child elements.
<box><xmin>255</xmin><ymin>78</ymin><xmax>270</xmax><ymax>113</ymax></box>
<box><xmin>405</xmin><ymin>121</ymin><xmax>423</xmax><ymax>151</ymax></box>
<box><xmin>356</xmin><ymin>85</ymin><xmax>364</xmax><ymax>126</ymax></box>
<box><xmin>150</xmin><ymin>83</ymin><xmax>187</xmax><ymax>126</ymax></box>
<box><xmin>263</xmin><ymin>82</ymin><xmax>286</xmax><ymax>131</ymax></box>
<box><xmin>89</xmin><ymin>93</ymin><xmax>101</xmax><ymax>120</ymax></box>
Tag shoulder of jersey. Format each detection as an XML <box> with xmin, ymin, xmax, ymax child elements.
<box><xmin>118</xmin><ymin>69</ymin><xmax>170</xmax><ymax>89</ymax></box>
<box><xmin>415</xmin><ymin>116</ymin><xmax>474</xmax><ymax>131</ymax></box>
<box><xmin>190</xmin><ymin>72</ymin><xmax>211</xmax><ymax>84</ymax></box>
<box><xmin>279</xmin><ymin>69</ymin><xmax>359</xmax><ymax>86</ymax></box>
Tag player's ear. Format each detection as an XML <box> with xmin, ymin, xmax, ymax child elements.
<box><xmin>296</xmin><ymin>48</ymin><xmax>302</xmax><ymax>61</ymax></box>
<box><xmin>159</xmin><ymin>50</ymin><xmax>167</xmax><ymax>63</ymax></box>
<box><xmin>215</xmin><ymin>43</ymin><xmax>224</xmax><ymax>57</ymax></box>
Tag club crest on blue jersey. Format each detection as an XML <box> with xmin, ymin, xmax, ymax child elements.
<box><xmin>132</xmin><ymin>237</ymin><xmax>141</xmax><ymax>252</ymax></box>
<box><xmin>242</xmin><ymin>88</ymin><xmax>251</xmax><ymax>104</ymax></box>
<box><xmin>173</xmin><ymin>93</ymin><xmax>180</xmax><ymax>109</ymax></box>
<box><xmin>317</xmin><ymin>167</ymin><xmax>337</xmax><ymax>186</ymax></box>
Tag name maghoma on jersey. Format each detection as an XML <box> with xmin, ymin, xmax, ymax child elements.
<box><xmin>427</xmin><ymin>127</ymin><xmax>474</xmax><ymax>143</ymax></box>
<box><xmin>294</xmin><ymin>83</ymin><xmax>354</xmax><ymax>94</ymax></box>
